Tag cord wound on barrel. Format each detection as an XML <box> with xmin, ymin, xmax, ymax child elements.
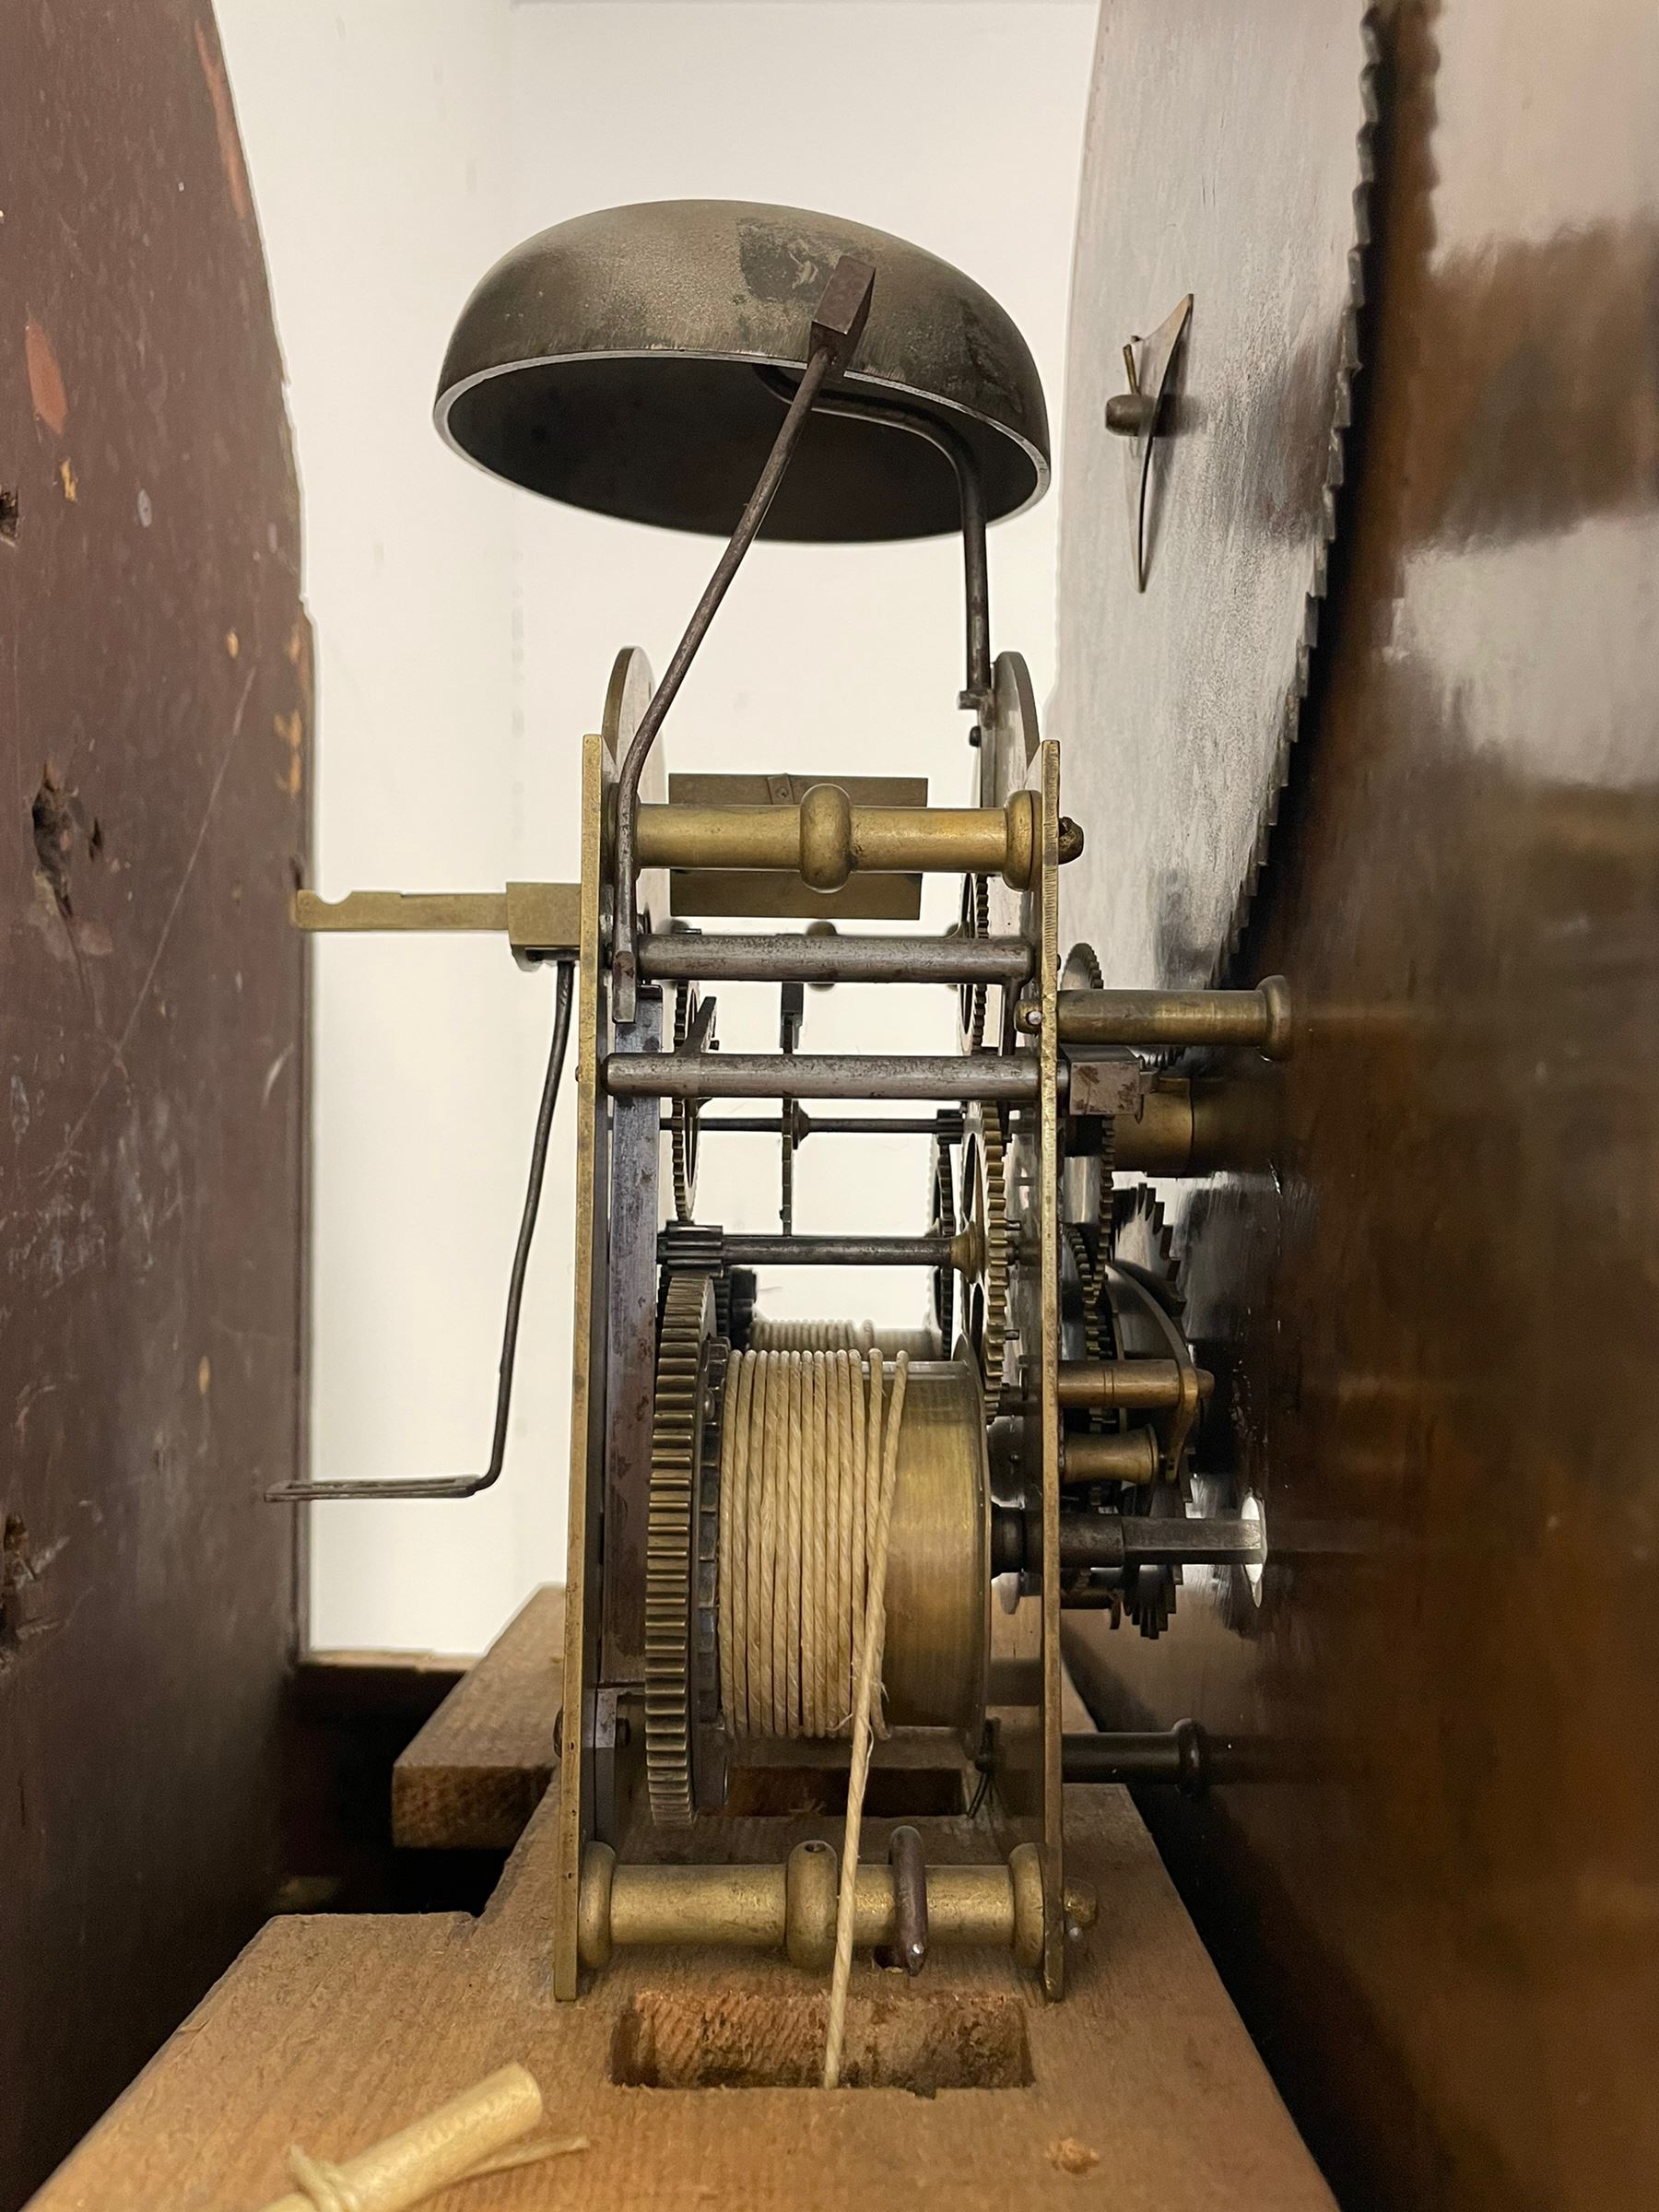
<box><xmin>720</xmin><ymin>1345</ymin><xmax>905</xmax><ymax>1741</ymax></box>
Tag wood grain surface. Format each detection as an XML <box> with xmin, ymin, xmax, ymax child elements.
<box><xmin>1059</xmin><ymin>4</ymin><xmax>1659</xmax><ymax>2207</ymax></box>
<box><xmin>393</xmin><ymin>1589</ymin><xmax>564</xmax><ymax>1851</ymax></box>
<box><xmin>1055</xmin><ymin>0</ymin><xmax>1378</xmax><ymax>994</ymax></box>
<box><xmin>0</xmin><ymin>7</ymin><xmax>308</xmax><ymax>2206</ymax></box>
<box><xmin>33</xmin><ymin>1774</ymin><xmax>1333</xmax><ymax>2211</ymax></box>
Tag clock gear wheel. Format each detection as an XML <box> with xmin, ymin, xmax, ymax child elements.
<box><xmin>644</xmin><ymin>1269</ymin><xmax>715</xmax><ymax>1823</ymax></box>
<box><xmin>1061</xmin><ymin>944</ymin><xmax>1116</xmax><ymax>1426</ymax></box>
<box><xmin>670</xmin><ymin>980</ymin><xmax>714</xmax><ymax>1222</ymax></box>
<box><xmin>957</xmin><ymin>871</ymin><xmax>991</xmax><ymax>1051</ymax></box>
<box><xmin>961</xmin><ymin>1095</ymin><xmax>1010</xmax><ymax>1400</ymax></box>
<box><xmin>928</xmin><ymin>1131</ymin><xmax>956</xmax><ymax>1350</ymax></box>
<box><xmin>1109</xmin><ymin>1185</ymin><xmax>1186</xmax><ymax>1639</ymax></box>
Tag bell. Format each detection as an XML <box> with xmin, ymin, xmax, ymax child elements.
<box><xmin>434</xmin><ymin>197</ymin><xmax>1049</xmax><ymax>543</ymax></box>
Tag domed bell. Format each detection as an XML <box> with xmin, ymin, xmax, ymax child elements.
<box><xmin>434</xmin><ymin>198</ymin><xmax>1050</xmax><ymax>544</ymax></box>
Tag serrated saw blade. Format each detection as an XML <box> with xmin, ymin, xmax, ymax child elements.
<box><xmin>1053</xmin><ymin>3</ymin><xmax>1381</xmax><ymax>990</ymax></box>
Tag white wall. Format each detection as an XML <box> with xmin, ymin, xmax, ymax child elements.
<box><xmin>220</xmin><ymin>0</ymin><xmax>1096</xmax><ymax>1653</ymax></box>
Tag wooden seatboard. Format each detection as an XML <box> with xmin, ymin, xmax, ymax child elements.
<box><xmin>34</xmin><ymin>1771</ymin><xmax>1333</xmax><ymax>2209</ymax></box>
<box><xmin>392</xmin><ymin>1590</ymin><xmax>564</xmax><ymax>1851</ymax></box>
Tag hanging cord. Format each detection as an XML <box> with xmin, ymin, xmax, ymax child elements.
<box><xmin>267</xmin><ymin>959</ymin><xmax>576</xmax><ymax>1500</ymax></box>
<box><xmin>824</xmin><ymin>1350</ymin><xmax>910</xmax><ymax>2088</ymax></box>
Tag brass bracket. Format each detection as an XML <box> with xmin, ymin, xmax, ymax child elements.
<box><xmin>292</xmin><ymin>881</ymin><xmax>581</xmax><ymax>962</ymax></box>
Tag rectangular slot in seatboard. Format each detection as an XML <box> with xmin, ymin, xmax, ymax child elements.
<box><xmin>612</xmin><ymin>1987</ymin><xmax>1032</xmax><ymax>2093</ymax></box>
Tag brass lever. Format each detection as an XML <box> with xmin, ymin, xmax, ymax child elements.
<box><xmin>292</xmin><ymin>882</ymin><xmax>580</xmax><ymax>958</ymax></box>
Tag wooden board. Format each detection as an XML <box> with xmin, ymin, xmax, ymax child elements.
<box><xmin>33</xmin><ymin>1773</ymin><xmax>1333</xmax><ymax>2211</ymax></box>
<box><xmin>393</xmin><ymin>1590</ymin><xmax>563</xmax><ymax>1851</ymax></box>
<box><xmin>286</xmin><ymin>1650</ymin><xmax>473</xmax><ymax>1915</ymax></box>
<box><xmin>0</xmin><ymin>8</ymin><xmax>308</xmax><ymax>2206</ymax></box>
<box><xmin>1057</xmin><ymin>3</ymin><xmax>1659</xmax><ymax>2207</ymax></box>
<box><xmin>1054</xmin><ymin>0</ymin><xmax>1377</xmax><ymax>991</ymax></box>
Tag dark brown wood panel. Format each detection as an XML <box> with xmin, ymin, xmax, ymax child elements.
<box><xmin>0</xmin><ymin>8</ymin><xmax>307</xmax><ymax>2204</ymax></box>
<box><xmin>1060</xmin><ymin>4</ymin><xmax>1659</xmax><ymax>2207</ymax></box>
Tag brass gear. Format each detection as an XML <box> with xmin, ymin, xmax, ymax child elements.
<box><xmin>669</xmin><ymin>981</ymin><xmax>708</xmax><ymax>1222</ymax></box>
<box><xmin>1065</xmin><ymin>1222</ymin><xmax>1110</xmax><ymax>1378</ymax></box>
<box><xmin>958</xmin><ymin>872</ymin><xmax>991</xmax><ymax>1050</ymax></box>
<box><xmin>928</xmin><ymin>1133</ymin><xmax>956</xmax><ymax>1348</ymax></box>
<box><xmin>1065</xmin><ymin>940</ymin><xmax>1104</xmax><ymax>994</ymax></box>
<box><xmin>1062</xmin><ymin>941</ymin><xmax>1115</xmax><ymax>1267</ymax></box>
<box><xmin>1059</xmin><ymin>950</ymin><xmax>1116</xmax><ymax>1431</ymax></box>
<box><xmin>644</xmin><ymin>1270</ymin><xmax>714</xmax><ymax>1825</ymax></box>
<box><xmin>961</xmin><ymin>1095</ymin><xmax>1010</xmax><ymax>1397</ymax></box>
<box><xmin>1109</xmin><ymin>1183</ymin><xmax>1183</xmax><ymax>1329</ymax></box>
<box><xmin>1108</xmin><ymin>1187</ymin><xmax>1185</xmax><ymax>1640</ymax></box>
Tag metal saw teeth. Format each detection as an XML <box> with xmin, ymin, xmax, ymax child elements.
<box><xmin>1217</xmin><ymin>8</ymin><xmax>1382</xmax><ymax>982</ymax></box>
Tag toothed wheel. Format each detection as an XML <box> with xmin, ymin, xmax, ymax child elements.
<box><xmin>928</xmin><ymin>1134</ymin><xmax>956</xmax><ymax>1348</ymax></box>
<box><xmin>1109</xmin><ymin>1183</ymin><xmax>1185</xmax><ymax>1327</ymax></box>
<box><xmin>958</xmin><ymin>873</ymin><xmax>991</xmax><ymax>1050</ymax></box>
<box><xmin>1109</xmin><ymin>1187</ymin><xmax>1186</xmax><ymax>1639</ymax></box>
<box><xmin>1065</xmin><ymin>942</ymin><xmax>1104</xmax><ymax>994</ymax></box>
<box><xmin>961</xmin><ymin>1095</ymin><xmax>1010</xmax><ymax>1399</ymax></box>
<box><xmin>1123</xmin><ymin>1483</ymin><xmax>1190</xmax><ymax>1640</ymax></box>
<box><xmin>1055</xmin><ymin>13</ymin><xmax>1381</xmax><ymax>985</ymax></box>
<box><xmin>1124</xmin><ymin>1550</ymin><xmax>1177</xmax><ymax>1638</ymax></box>
<box><xmin>670</xmin><ymin>981</ymin><xmax>711</xmax><ymax>1222</ymax></box>
<box><xmin>645</xmin><ymin>1271</ymin><xmax>715</xmax><ymax>1825</ymax></box>
<box><xmin>1064</xmin><ymin>1221</ymin><xmax>1113</xmax><ymax>1436</ymax></box>
<box><xmin>1060</xmin><ymin>945</ymin><xmax>1115</xmax><ymax>1347</ymax></box>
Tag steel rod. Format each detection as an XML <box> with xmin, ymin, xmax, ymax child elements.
<box><xmin>266</xmin><ymin>959</ymin><xmax>577</xmax><ymax>1500</ymax></box>
<box><xmin>670</xmin><ymin>1111</ymin><xmax>964</xmax><ymax>1140</ymax></box>
<box><xmin>722</xmin><ymin>1234</ymin><xmax>954</xmax><ymax>1268</ymax></box>
<box><xmin>1122</xmin><ymin>1515</ymin><xmax>1265</xmax><ymax>1565</ymax></box>
<box><xmin>607</xmin><ymin>1052</ymin><xmax>1041</xmax><ymax>1103</ymax></box>
<box><xmin>994</xmin><ymin>1508</ymin><xmax>1266</xmax><ymax>1575</ymax></box>
<box><xmin>1062</xmin><ymin>1722</ymin><xmax>1207</xmax><ymax>1791</ymax></box>
<box><xmin>611</xmin><ymin>253</ymin><xmax>876</xmax><ymax>1019</ymax></box>
<box><xmin>613</xmin><ymin>347</ymin><xmax>835</xmax><ymax>1019</ymax></box>
<box><xmin>639</xmin><ymin>931</ymin><xmax>1031</xmax><ymax>987</ymax></box>
<box><xmin>760</xmin><ymin>369</ymin><xmax>993</xmax><ymax>721</ymax></box>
